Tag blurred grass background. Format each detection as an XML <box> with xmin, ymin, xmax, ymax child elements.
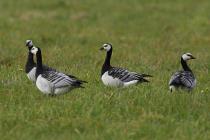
<box><xmin>0</xmin><ymin>0</ymin><xmax>210</xmax><ymax>140</ymax></box>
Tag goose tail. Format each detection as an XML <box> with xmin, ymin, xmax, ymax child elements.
<box><xmin>142</xmin><ymin>74</ymin><xmax>153</xmax><ymax>77</ymax></box>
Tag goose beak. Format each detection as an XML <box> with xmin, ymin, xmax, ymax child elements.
<box><xmin>191</xmin><ymin>56</ymin><xmax>196</xmax><ymax>59</ymax></box>
<box><xmin>99</xmin><ymin>47</ymin><xmax>104</xmax><ymax>51</ymax></box>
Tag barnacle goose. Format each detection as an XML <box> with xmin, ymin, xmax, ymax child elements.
<box><xmin>169</xmin><ymin>53</ymin><xmax>196</xmax><ymax>92</ymax></box>
<box><xmin>30</xmin><ymin>46</ymin><xmax>86</xmax><ymax>95</ymax></box>
<box><xmin>25</xmin><ymin>40</ymin><xmax>55</xmax><ymax>82</ymax></box>
<box><xmin>100</xmin><ymin>43</ymin><xmax>152</xmax><ymax>87</ymax></box>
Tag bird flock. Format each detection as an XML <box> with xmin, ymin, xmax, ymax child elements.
<box><xmin>25</xmin><ymin>40</ymin><xmax>196</xmax><ymax>96</ymax></box>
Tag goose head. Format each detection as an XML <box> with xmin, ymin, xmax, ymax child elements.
<box><xmin>30</xmin><ymin>46</ymin><xmax>39</xmax><ymax>55</ymax></box>
<box><xmin>26</xmin><ymin>40</ymin><xmax>33</xmax><ymax>50</ymax></box>
<box><xmin>100</xmin><ymin>43</ymin><xmax>112</xmax><ymax>52</ymax></box>
<box><xmin>182</xmin><ymin>53</ymin><xmax>196</xmax><ymax>61</ymax></box>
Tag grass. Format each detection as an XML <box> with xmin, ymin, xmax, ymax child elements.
<box><xmin>0</xmin><ymin>0</ymin><xmax>210</xmax><ymax>139</ymax></box>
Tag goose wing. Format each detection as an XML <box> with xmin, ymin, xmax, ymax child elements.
<box><xmin>108</xmin><ymin>67</ymin><xmax>150</xmax><ymax>83</ymax></box>
<box><xmin>169</xmin><ymin>71</ymin><xmax>181</xmax><ymax>85</ymax></box>
<box><xmin>42</xmin><ymin>71</ymin><xmax>83</xmax><ymax>88</ymax></box>
<box><xmin>169</xmin><ymin>71</ymin><xmax>195</xmax><ymax>88</ymax></box>
<box><xmin>180</xmin><ymin>71</ymin><xmax>196</xmax><ymax>88</ymax></box>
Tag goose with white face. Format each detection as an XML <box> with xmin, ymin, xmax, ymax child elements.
<box><xmin>169</xmin><ymin>52</ymin><xmax>196</xmax><ymax>92</ymax></box>
<box><xmin>30</xmin><ymin>46</ymin><xmax>87</xmax><ymax>95</ymax></box>
<box><xmin>30</xmin><ymin>46</ymin><xmax>39</xmax><ymax>55</ymax></box>
<box><xmin>100</xmin><ymin>43</ymin><xmax>112</xmax><ymax>51</ymax></box>
<box><xmin>100</xmin><ymin>43</ymin><xmax>152</xmax><ymax>87</ymax></box>
<box><xmin>25</xmin><ymin>40</ymin><xmax>57</xmax><ymax>83</ymax></box>
<box><xmin>26</xmin><ymin>40</ymin><xmax>33</xmax><ymax>47</ymax></box>
<box><xmin>25</xmin><ymin>39</ymin><xmax>37</xmax><ymax>82</ymax></box>
<box><xmin>182</xmin><ymin>53</ymin><xmax>196</xmax><ymax>61</ymax></box>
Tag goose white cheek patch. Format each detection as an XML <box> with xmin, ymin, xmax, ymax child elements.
<box><xmin>31</xmin><ymin>47</ymin><xmax>38</xmax><ymax>54</ymax></box>
<box><xmin>105</xmin><ymin>45</ymin><xmax>111</xmax><ymax>51</ymax></box>
<box><xmin>182</xmin><ymin>54</ymin><xmax>191</xmax><ymax>61</ymax></box>
<box><xmin>26</xmin><ymin>40</ymin><xmax>33</xmax><ymax>46</ymax></box>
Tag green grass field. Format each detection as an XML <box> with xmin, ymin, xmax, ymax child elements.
<box><xmin>0</xmin><ymin>0</ymin><xmax>210</xmax><ymax>139</ymax></box>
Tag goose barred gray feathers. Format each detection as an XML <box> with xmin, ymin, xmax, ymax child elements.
<box><xmin>100</xmin><ymin>43</ymin><xmax>152</xmax><ymax>87</ymax></box>
<box><xmin>30</xmin><ymin>46</ymin><xmax>86</xmax><ymax>95</ymax></box>
<box><xmin>25</xmin><ymin>40</ymin><xmax>55</xmax><ymax>82</ymax></box>
<box><xmin>169</xmin><ymin>53</ymin><xmax>196</xmax><ymax>92</ymax></box>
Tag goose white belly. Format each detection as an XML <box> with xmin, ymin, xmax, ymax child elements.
<box><xmin>124</xmin><ymin>80</ymin><xmax>138</xmax><ymax>87</ymax></box>
<box><xmin>36</xmin><ymin>75</ymin><xmax>52</xmax><ymax>95</ymax></box>
<box><xmin>36</xmin><ymin>75</ymin><xmax>73</xmax><ymax>95</ymax></box>
<box><xmin>101</xmin><ymin>72</ymin><xmax>124</xmax><ymax>87</ymax></box>
<box><xmin>54</xmin><ymin>87</ymin><xmax>72</xmax><ymax>95</ymax></box>
<box><xmin>27</xmin><ymin>67</ymin><xmax>36</xmax><ymax>82</ymax></box>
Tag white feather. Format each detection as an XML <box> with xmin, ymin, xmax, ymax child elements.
<box><xmin>27</xmin><ymin>67</ymin><xmax>36</xmax><ymax>82</ymax></box>
<box><xmin>182</xmin><ymin>53</ymin><xmax>192</xmax><ymax>61</ymax></box>
<box><xmin>54</xmin><ymin>87</ymin><xmax>71</xmax><ymax>95</ymax></box>
<box><xmin>169</xmin><ymin>85</ymin><xmax>175</xmax><ymax>92</ymax></box>
<box><xmin>101</xmin><ymin>72</ymin><xmax>139</xmax><ymax>87</ymax></box>
<box><xmin>101</xmin><ymin>72</ymin><xmax>123</xmax><ymax>87</ymax></box>
<box><xmin>36</xmin><ymin>74</ymin><xmax>75</xmax><ymax>95</ymax></box>
<box><xmin>103</xmin><ymin>44</ymin><xmax>112</xmax><ymax>51</ymax></box>
<box><xmin>124</xmin><ymin>80</ymin><xmax>138</xmax><ymax>87</ymax></box>
<box><xmin>36</xmin><ymin>75</ymin><xmax>53</xmax><ymax>95</ymax></box>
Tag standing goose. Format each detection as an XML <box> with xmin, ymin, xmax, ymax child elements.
<box><xmin>169</xmin><ymin>53</ymin><xmax>196</xmax><ymax>92</ymax></box>
<box><xmin>30</xmin><ymin>46</ymin><xmax>86</xmax><ymax>95</ymax></box>
<box><xmin>25</xmin><ymin>40</ymin><xmax>55</xmax><ymax>82</ymax></box>
<box><xmin>25</xmin><ymin>40</ymin><xmax>36</xmax><ymax>82</ymax></box>
<box><xmin>100</xmin><ymin>43</ymin><xmax>152</xmax><ymax>87</ymax></box>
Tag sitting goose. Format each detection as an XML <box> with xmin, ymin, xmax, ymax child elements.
<box><xmin>100</xmin><ymin>43</ymin><xmax>152</xmax><ymax>87</ymax></box>
<box><xmin>25</xmin><ymin>40</ymin><xmax>55</xmax><ymax>82</ymax></box>
<box><xmin>30</xmin><ymin>46</ymin><xmax>86</xmax><ymax>95</ymax></box>
<box><xmin>169</xmin><ymin>53</ymin><xmax>196</xmax><ymax>92</ymax></box>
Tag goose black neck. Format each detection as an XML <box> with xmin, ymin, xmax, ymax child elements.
<box><xmin>25</xmin><ymin>51</ymin><xmax>35</xmax><ymax>73</ymax></box>
<box><xmin>101</xmin><ymin>48</ymin><xmax>112</xmax><ymax>75</ymax></box>
<box><xmin>36</xmin><ymin>48</ymin><xmax>43</xmax><ymax>78</ymax></box>
<box><xmin>181</xmin><ymin>57</ymin><xmax>191</xmax><ymax>71</ymax></box>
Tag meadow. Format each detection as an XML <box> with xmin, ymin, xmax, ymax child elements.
<box><xmin>0</xmin><ymin>0</ymin><xmax>210</xmax><ymax>139</ymax></box>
